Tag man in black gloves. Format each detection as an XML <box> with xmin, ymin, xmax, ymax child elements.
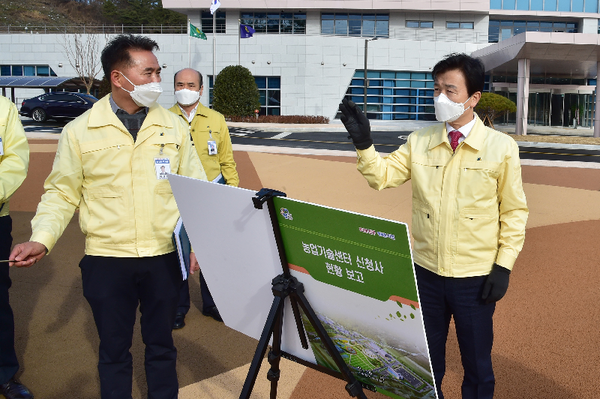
<box><xmin>339</xmin><ymin>53</ymin><xmax>528</xmax><ymax>399</ymax></box>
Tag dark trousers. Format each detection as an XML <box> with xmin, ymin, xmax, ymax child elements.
<box><xmin>177</xmin><ymin>271</ymin><xmax>216</xmax><ymax>315</ymax></box>
<box><xmin>80</xmin><ymin>253</ymin><xmax>181</xmax><ymax>399</ymax></box>
<box><xmin>0</xmin><ymin>216</ymin><xmax>19</xmax><ymax>385</ymax></box>
<box><xmin>415</xmin><ymin>265</ymin><xmax>496</xmax><ymax>399</ymax></box>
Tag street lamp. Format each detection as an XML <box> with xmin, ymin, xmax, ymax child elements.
<box><xmin>364</xmin><ymin>37</ymin><xmax>378</xmax><ymax>114</ymax></box>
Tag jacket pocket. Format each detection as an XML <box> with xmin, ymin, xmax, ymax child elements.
<box><xmin>456</xmin><ymin>206</ymin><xmax>499</xmax><ymax>264</ymax></box>
<box><xmin>458</xmin><ymin>161</ymin><xmax>501</xmax><ymax>202</ymax></box>
<box><xmin>82</xmin><ymin>186</ymin><xmax>132</xmax><ymax>244</ymax></box>
<box><xmin>412</xmin><ymin>198</ymin><xmax>436</xmax><ymax>261</ymax></box>
<box><xmin>151</xmin><ymin>181</ymin><xmax>177</xmax><ymax>242</ymax></box>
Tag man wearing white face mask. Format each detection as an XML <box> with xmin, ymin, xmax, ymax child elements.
<box><xmin>10</xmin><ymin>35</ymin><xmax>207</xmax><ymax>399</ymax></box>
<box><xmin>168</xmin><ymin>68</ymin><xmax>238</xmax><ymax>328</ymax></box>
<box><xmin>340</xmin><ymin>53</ymin><xmax>528</xmax><ymax>399</ymax></box>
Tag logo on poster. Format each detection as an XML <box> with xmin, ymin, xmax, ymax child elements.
<box><xmin>280</xmin><ymin>208</ymin><xmax>293</xmax><ymax>220</ymax></box>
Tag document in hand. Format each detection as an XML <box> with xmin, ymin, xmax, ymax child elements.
<box><xmin>173</xmin><ymin>217</ymin><xmax>191</xmax><ymax>280</ymax></box>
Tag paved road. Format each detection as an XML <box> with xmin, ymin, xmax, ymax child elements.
<box><xmin>229</xmin><ymin>127</ymin><xmax>600</xmax><ymax>163</ymax></box>
<box><xmin>21</xmin><ymin>118</ymin><xmax>600</xmax><ymax>163</ymax></box>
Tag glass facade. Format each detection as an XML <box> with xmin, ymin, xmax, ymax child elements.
<box><xmin>492</xmin><ymin>91</ymin><xmax>594</xmax><ymax>127</ymax></box>
<box><xmin>240</xmin><ymin>12</ymin><xmax>306</xmax><ymax>34</ymax></box>
<box><xmin>0</xmin><ymin>64</ymin><xmax>57</xmax><ymax>77</ymax></box>
<box><xmin>491</xmin><ymin>0</ymin><xmax>598</xmax><ymax>12</ymax></box>
<box><xmin>208</xmin><ymin>76</ymin><xmax>281</xmax><ymax>116</ymax></box>
<box><xmin>321</xmin><ymin>13</ymin><xmax>389</xmax><ymax>37</ymax></box>
<box><xmin>489</xmin><ymin>19</ymin><xmax>577</xmax><ymax>42</ymax></box>
<box><xmin>342</xmin><ymin>70</ymin><xmax>435</xmax><ymax>120</ymax></box>
<box><xmin>201</xmin><ymin>11</ymin><xmax>226</xmax><ymax>33</ymax></box>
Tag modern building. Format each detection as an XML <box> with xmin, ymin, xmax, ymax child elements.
<box><xmin>2</xmin><ymin>0</ymin><xmax>600</xmax><ymax>135</ymax></box>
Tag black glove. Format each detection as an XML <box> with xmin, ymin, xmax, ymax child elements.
<box><xmin>481</xmin><ymin>264</ymin><xmax>511</xmax><ymax>304</ymax></box>
<box><xmin>339</xmin><ymin>99</ymin><xmax>373</xmax><ymax>150</ymax></box>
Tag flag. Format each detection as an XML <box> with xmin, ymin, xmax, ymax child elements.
<box><xmin>240</xmin><ymin>24</ymin><xmax>255</xmax><ymax>39</ymax></box>
<box><xmin>190</xmin><ymin>22</ymin><xmax>207</xmax><ymax>40</ymax></box>
<box><xmin>210</xmin><ymin>0</ymin><xmax>221</xmax><ymax>15</ymax></box>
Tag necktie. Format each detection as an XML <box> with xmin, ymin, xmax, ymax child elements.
<box><xmin>449</xmin><ymin>130</ymin><xmax>462</xmax><ymax>152</ymax></box>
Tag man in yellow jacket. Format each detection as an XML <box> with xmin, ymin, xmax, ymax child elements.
<box><xmin>340</xmin><ymin>53</ymin><xmax>528</xmax><ymax>399</ymax></box>
<box><xmin>0</xmin><ymin>96</ymin><xmax>33</xmax><ymax>399</ymax></box>
<box><xmin>10</xmin><ymin>35</ymin><xmax>206</xmax><ymax>399</ymax></box>
<box><xmin>169</xmin><ymin>68</ymin><xmax>239</xmax><ymax>328</ymax></box>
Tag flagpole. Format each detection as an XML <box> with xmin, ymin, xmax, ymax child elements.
<box><xmin>213</xmin><ymin>11</ymin><xmax>216</xmax><ymax>92</ymax></box>
<box><xmin>238</xmin><ymin>19</ymin><xmax>241</xmax><ymax>65</ymax></box>
<box><xmin>187</xmin><ymin>19</ymin><xmax>191</xmax><ymax>67</ymax></box>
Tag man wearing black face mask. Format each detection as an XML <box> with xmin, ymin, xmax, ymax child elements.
<box><xmin>339</xmin><ymin>53</ymin><xmax>528</xmax><ymax>399</ymax></box>
<box><xmin>10</xmin><ymin>35</ymin><xmax>207</xmax><ymax>399</ymax></box>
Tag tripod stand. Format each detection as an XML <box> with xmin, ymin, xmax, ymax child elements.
<box><xmin>239</xmin><ymin>188</ymin><xmax>368</xmax><ymax>399</ymax></box>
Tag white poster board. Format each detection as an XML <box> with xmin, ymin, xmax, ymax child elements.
<box><xmin>168</xmin><ymin>174</ymin><xmax>317</xmax><ymax>362</ymax></box>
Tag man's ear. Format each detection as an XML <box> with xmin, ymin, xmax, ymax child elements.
<box><xmin>111</xmin><ymin>70</ymin><xmax>123</xmax><ymax>89</ymax></box>
<box><xmin>471</xmin><ymin>91</ymin><xmax>482</xmax><ymax>108</ymax></box>
<box><xmin>199</xmin><ymin>85</ymin><xmax>204</xmax><ymax>97</ymax></box>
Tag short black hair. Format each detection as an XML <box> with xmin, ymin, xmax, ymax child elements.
<box><xmin>173</xmin><ymin>69</ymin><xmax>203</xmax><ymax>88</ymax></box>
<box><xmin>101</xmin><ymin>34</ymin><xmax>159</xmax><ymax>79</ymax></box>
<box><xmin>432</xmin><ymin>53</ymin><xmax>485</xmax><ymax>97</ymax></box>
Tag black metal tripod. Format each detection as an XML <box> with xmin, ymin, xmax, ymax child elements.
<box><xmin>239</xmin><ymin>188</ymin><xmax>368</xmax><ymax>399</ymax></box>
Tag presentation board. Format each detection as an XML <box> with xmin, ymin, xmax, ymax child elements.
<box><xmin>168</xmin><ymin>175</ymin><xmax>435</xmax><ymax>399</ymax></box>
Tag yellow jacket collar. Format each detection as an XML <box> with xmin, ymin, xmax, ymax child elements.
<box><xmin>89</xmin><ymin>95</ymin><xmax>173</xmax><ymax>130</ymax></box>
<box><xmin>429</xmin><ymin>115</ymin><xmax>485</xmax><ymax>152</ymax></box>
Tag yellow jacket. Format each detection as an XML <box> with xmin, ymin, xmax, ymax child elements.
<box><xmin>0</xmin><ymin>96</ymin><xmax>29</xmax><ymax>218</ymax></box>
<box><xmin>169</xmin><ymin>103</ymin><xmax>239</xmax><ymax>186</ymax></box>
<box><xmin>357</xmin><ymin>116</ymin><xmax>528</xmax><ymax>277</ymax></box>
<box><xmin>30</xmin><ymin>95</ymin><xmax>207</xmax><ymax>257</ymax></box>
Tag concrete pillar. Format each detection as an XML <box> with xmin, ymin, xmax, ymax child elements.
<box><xmin>595</xmin><ymin>61</ymin><xmax>600</xmax><ymax>137</ymax></box>
<box><xmin>516</xmin><ymin>58</ymin><xmax>530</xmax><ymax>136</ymax></box>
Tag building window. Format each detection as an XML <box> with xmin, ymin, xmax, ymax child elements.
<box><xmin>406</xmin><ymin>20</ymin><xmax>433</xmax><ymax>28</ymax></box>
<box><xmin>241</xmin><ymin>12</ymin><xmax>306</xmax><ymax>34</ymax></box>
<box><xmin>491</xmin><ymin>0</ymin><xmax>597</xmax><ymax>12</ymax></box>
<box><xmin>489</xmin><ymin>19</ymin><xmax>577</xmax><ymax>42</ymax></box>
<box><xmin>201</xmin><ymin>11</ymin><xmax>226</xmax><ymax>33</ymax></box>
<box><xmin>321</xmin><ymin>13</ymin><xmax>389</xmax><ymax>37</ymax></box>
<box><xmin>37</xmin><ymin>65</ymin><xmax>50</xmax><ymax>76</ymax></box>
<box><xmin>341</xmin><ymin>70</ymin><xmax>435</xmax><ymax>121</ymax></box>
<box><xmin>0</xmin><ymin>65</ymin><xmax>57</xmax><ymax>77</ymax></box>
<box><xmin>255</xmin><ymin>76</ymin><xmax>281</xmax><ymax>115</ymax></box>
<box><xmin>208</xmin><ymin>75</ymin><xmax>281</xmax><ymax>116</ymax></box>
<box><xmin>447</xmin><ymin>21</ymin><xmax>474</xmax><ymax>29</ymax></box>
<box><xmin>24</xmin><ymin>66</ymin><xmax>36</xmax><ymax>76</ymax></box>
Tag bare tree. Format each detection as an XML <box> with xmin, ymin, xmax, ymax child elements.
<box><xmin>62</xmin><ymin>33</ymin><xmax>104</xmax><ymax>95</ymax></box>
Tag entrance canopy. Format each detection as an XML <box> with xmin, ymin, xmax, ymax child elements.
<box><xmin>472</xmin><ymin>32</ymin><xmax>600</xmax><ymax>137</ymax></box>
<box><xmin>473</xmin><ymin>32</ymin><xmax>600</xmax><ymax>79</ymax></box>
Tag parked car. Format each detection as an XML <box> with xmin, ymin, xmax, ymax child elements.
<box><xmin>20</xmin><ymin>92</ymin><xmax>98</xmax><ymax>122</ymax></box>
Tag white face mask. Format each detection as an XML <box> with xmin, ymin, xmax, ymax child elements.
<box><xmin>119</xmin><ymin>72</ymin><xmax>163</xmax><ymax>107</ymax></box>
<box><xmin>434</xmin><ymin>93</ymin><xmax>472</xmax><ymax>123</ymax></box>
<box><xmin>175</xmin><ymin>89</ymin><xmax>200</xmax><ymax>106</ymax></box>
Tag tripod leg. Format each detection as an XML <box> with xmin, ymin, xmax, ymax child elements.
<box><xmin>292</xmin><ymin>290</ymin><xmax>368</xmax><ymax>399</ymax></box>
<box><xmin>240</xmin><ymin>295</ymin><xmax>284</xmax><ymax>399</ymax></box>
<box><xmin>268</xmin><ymin>296</ymin><xmax>284</xmax><ymax>399</ymax></box>
<box><xmin>289</xmin><ymin>295</ymin><xmax>309</xmax><ymax>350</ymax></box>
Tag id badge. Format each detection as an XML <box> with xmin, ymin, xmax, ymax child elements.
<box><xmin>207</xmin><ymin>140</ymin><xmax>217</xmax><ymax>155</ymax></box>
<box><xmin>155</xmin><ymin>158</ymin><xmax>171</xmax><ymax>180</ymax></box>
<box><xmin>0</xmin><ymin>137</ymin><xmax>3</xmax><ymax>156</ymax></box>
